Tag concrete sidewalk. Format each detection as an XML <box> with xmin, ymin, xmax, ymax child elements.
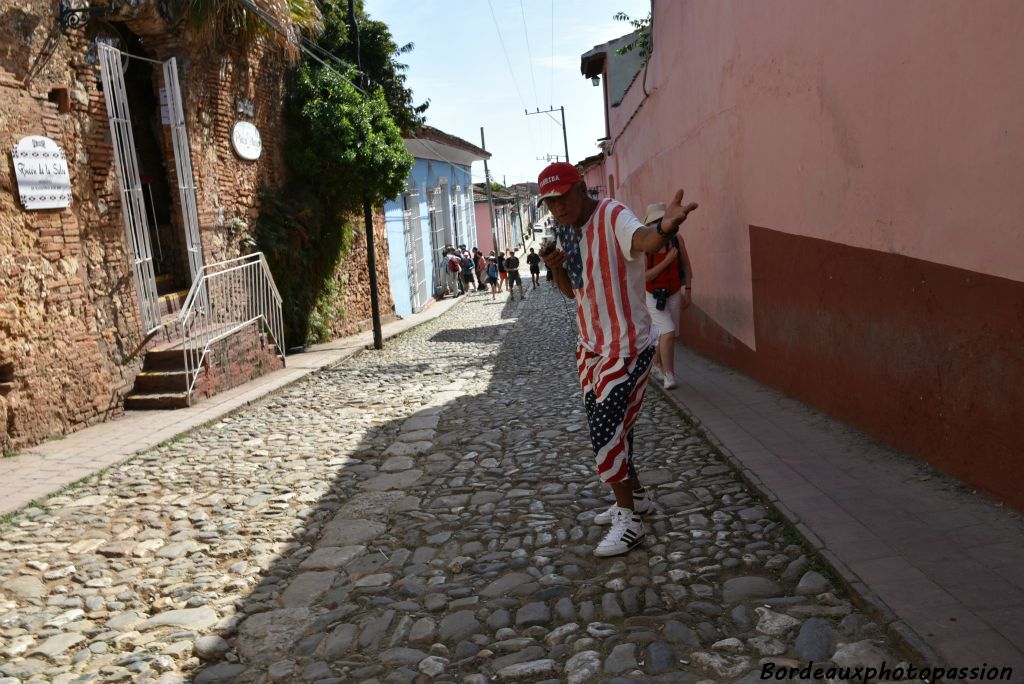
<box><xmin>661</xmin><ymin>342</ymin><xmax>1024</xmax><ymax>674</ymax></box>
<box><xmin>0</xmin><ymin>297</ymin><xmax>460</xmax><ymax>517</ymax></box>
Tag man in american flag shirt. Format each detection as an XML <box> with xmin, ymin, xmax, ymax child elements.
<box><xmin>538</xmin><ymin>162</ymin><xmax>698</xmax><ymax>557</ymax></box>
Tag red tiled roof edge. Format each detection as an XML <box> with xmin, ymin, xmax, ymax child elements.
<box><xmin>412</xmin><ymin>125</ymin><xmax>492</xmax><ymax>159</ymax></box>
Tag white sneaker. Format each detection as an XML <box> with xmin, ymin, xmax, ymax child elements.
<box><xmin>663</xmin><ymin>372</ymin><xmax>677</xmax><ymax>390</ymax></box>
<box><xmin>593</xmin><ymin>507</ymin><xmax>646</xmax><ymax>557</ymax></box>
<box><xmin>594</xmin><ymin>488</ymin><xmax>654</xmax><ymax>524</ymax></box>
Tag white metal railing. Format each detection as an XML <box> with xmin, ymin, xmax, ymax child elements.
<box><xmin>179</xmin><ymin>253</ymin><xmax>286</xmax><ymax>403</ymax></box>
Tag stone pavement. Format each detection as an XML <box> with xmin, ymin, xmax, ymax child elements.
<box><xmin>1</xmin><ymin>285</ymin><xmax>916</xmax><ymax>683</ymax></box>
<box><xmin>660</xmin><ymin>344</ymin><xmax>1024</xmax><ymax>676</ymax></box>
<box><xmin>0</xmin><ymin>299</ymin><xmax>460</xmax><ymax>518</ymax></box>
<box><xmin>4</xmin><ymin>286</ymin><xmax>905</xmax><ymax>679</ymax></box>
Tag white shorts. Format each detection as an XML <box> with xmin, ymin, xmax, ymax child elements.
<box><xmin>646</xmin><ymin>289</ymin><xmax>682</xmax><ymax>337</ymax></box>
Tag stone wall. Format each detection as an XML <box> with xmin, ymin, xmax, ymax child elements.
<box><xmin>0</xmin><ymin>59</ymin><xmax>144</xmax><ymax>454</ymax></box>
<box><xmin>0</xmin><ymin>1</ymin><xmax>394</xmax><ymax>452</ymax></box>
<box><xmin>328</xmin><ymin>209</ymin><xmax>397</xmax><ymax>339</ymax></box>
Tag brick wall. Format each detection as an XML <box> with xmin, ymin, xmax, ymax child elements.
<box><xmin>190</xmin><ymin>321</ymin><xmax>284</xmax><ymax>401</ymax></box>
<box><xmin>0</xmin><ymin>2</ymin><xmax>393</xmax><ymax>452</ymax></box>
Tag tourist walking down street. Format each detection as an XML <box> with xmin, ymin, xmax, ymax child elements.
<box><xmin>474</xmin><ymin>248</ymin><xmax>487</xmax><ymax>291</ymax></box>
<box><xmin>526</xmin><ymin>247</ymin><xmax>541</xmax><ymax>288</ymax></box>
<box><xmin>486</xmin><ymin>256</ymin><xmax>499</xmax><ymax>300</ymax></box>
<box><xmin>460</xmin><ymin>251</ymin><xmax>476</xmax><ymax>296</ymax></box>
<box><xmin>504</xmin><ymin>249</ymin><xmax>525</xmax><ymax>301</ymax></box>
<box><xmin>496</xmin><ymin>250</ymin><xmax>507</xmax><ymax>292</ymax></box>
<box><xmin>642</xmin><ymin>202</ymin><xmax>693</xmax><ymax>390</ymax></box>
<box><xmin>539</xmin><ymin>161</ymin><xmax>698</xmax><ymax>557</ymax></box>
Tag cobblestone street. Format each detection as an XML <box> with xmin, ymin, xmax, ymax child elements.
<box><xmin>1</xmin><ymin>287</ymin><xmax>910</xmax><ymax>683</ymax></box>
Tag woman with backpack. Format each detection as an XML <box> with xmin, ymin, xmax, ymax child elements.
<box><xmin>642</xmin><ymin>203</ymin><xmax>693</xmax><ymax>389</ymax></box>
<box><xmin>445</xmin><ymin>248</ymin><xmax>462</xmax><ymax>297</ymax></box>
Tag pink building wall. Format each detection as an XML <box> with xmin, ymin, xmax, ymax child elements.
<box><xmin>474</xmin><ymin>203</ymin><xmax>495</xmax><ymax>254</ymax></box>
<box><xmin>581</xmin><ymin>160</ymin><xmax>607</xmax><ymax>199</ymax></box>
<box><xmin>602</xmin><ymin>0</ymin><xmax>1024</xmax><ymax>509</ymax></box>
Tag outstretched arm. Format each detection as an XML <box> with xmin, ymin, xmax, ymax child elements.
<box><xmin>631</xmin><ymin>189</ymin><xmax>699</xmax><ymax>255</ymax></box>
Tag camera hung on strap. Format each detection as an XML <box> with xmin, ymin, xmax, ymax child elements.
<box><xmin>653</xmin><ymin>288</ymin><xmax>669</xmax><ymax>311</ymax></box>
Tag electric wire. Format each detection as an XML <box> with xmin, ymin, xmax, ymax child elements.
<box><xmin>236</xmin><ymin>0</ymin><xmax>367</xmax><ymax>95</ymax></box>
<box><xmin>485</xmin><ymin>0</ymin><xmax>539</xmax><ymax>158</ymax></box>
<box><xmin>520</xmin><ymin>0</ymin><xmax>540</xmax><ymax>108</ymax></box>
<box><xmin>549</xmin><ymin>0</ymin><xmax>556</xmax><ymax>155</ymax></box>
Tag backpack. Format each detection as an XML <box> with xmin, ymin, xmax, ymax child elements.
<box><xmin>446</xmin><ymin>256</ymin><xmax>460</xmax><ymax>273</ymax></box>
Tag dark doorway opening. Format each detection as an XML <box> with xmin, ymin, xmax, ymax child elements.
<box><xmin>116</xmin><ymin>25</ymin><xmax>189</xmax><ymax>291</ymax></box>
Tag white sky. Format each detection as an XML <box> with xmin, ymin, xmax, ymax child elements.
<box><xmin>364</xmin><ymin>0</ymin><xmax>652</xmax><ymax>186</ymax></box>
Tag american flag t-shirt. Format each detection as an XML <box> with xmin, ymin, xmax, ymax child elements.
<box><xmin>555</xmin><ymin>199</ymin><xmax>653</xmax><ymax>358</ymax></box>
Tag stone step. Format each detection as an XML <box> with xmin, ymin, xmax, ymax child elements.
<box><xmin>154</xmin><ymin>273</ymin><xmax>179</xmax><ymax>297</ymax></box>
<box><xmin>143</xmin><ymin>349</ymin><xmax>203</xmax><ymax>372</ymax></box>
<box><xmin>124</xmin><ymin>392</ymin><xmax>189</xmax><ymax>410</ymax></box>
<box><xmin>159</xmin><ymin>288</ymin><xmax>189</xmax><ymax>317</ymax></box>
<box><xmin>133</xmin><ymin>370</ymin><xmax>191</xmax><ymax>393</ymax></box>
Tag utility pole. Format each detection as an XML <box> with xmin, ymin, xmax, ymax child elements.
<box><xmin>480</xmin><ymin>127</ymin><xmax>498</xmax><ymax>253</ymax></box>
<box><xmin>349</xmin><ymin>0</ymin><xmax>382</xmax><ymax>349</ymax></box>
<box><xmin>525</xmin><ymin>106</ymin><xmax>569</xmax><ymax>163</ymax></box>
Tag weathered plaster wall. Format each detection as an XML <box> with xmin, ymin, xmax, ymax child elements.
<box><xmin>610</xmin><ymin>0</ymin><xmax>1024</xmax><ymax>347</ymax></box>
<box><xmin>602</xmin><ymin>0</ymin><xmax>1024</xmax><ymax>508</ymax></box>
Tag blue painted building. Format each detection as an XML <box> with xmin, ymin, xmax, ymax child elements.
<box><xmin>383</xmin><ymin>127</ymin><xmax>490</xmax><ymax>315</ymax></box>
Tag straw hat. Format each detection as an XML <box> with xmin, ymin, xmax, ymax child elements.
<box><xmin>643</xmin><ymin>202</ymin><xmax>666</xmax><ymax>225</ymax></box>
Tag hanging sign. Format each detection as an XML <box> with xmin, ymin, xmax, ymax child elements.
<box><xmin>11</xmin><ymin>136</ymin><xmax>72</xmax><ymax>210</ymax></box>
<box><xmin>231</xmin><ymin>121</ymin><xmax>262</xmax><ymax>161</ymax></box>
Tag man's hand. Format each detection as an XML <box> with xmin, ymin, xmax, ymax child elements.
<box><xmin>542</xmin><ymin>248</ymin><xmax>574</xmax><ymax>299</ymax></box>
<box><xmin>633</xmin><ymin>189</ymin><xmax>699</xmax><ymax>254</ymax></box>
<box><xmin>541</xmin><ymin>247</ymin><xmax>567</xmax><ymax>270</ymax></box>
<box><xmin>662</xmin><ymin>189</ymin><xmax>698</xmax><ymax>232</ymax></box>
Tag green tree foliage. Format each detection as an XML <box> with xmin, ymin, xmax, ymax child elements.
<box><xmin>613</xmin><ymin>11</ymin><xmax>652</xmax><ymax>57</ymax></box>
<box><xmin>315</xmin><ymin>0</ymin><xmax>429</xmax><ymax>132</ymax></box>
<box><xmin>253</xmin><ymin>9</ymin><xmax>413</xmax><ymax>346</ymax></box>
<box><xmin>287</xmin><ymin>64</ymin><xmax>412</xmax><ymax>211</ymax></box>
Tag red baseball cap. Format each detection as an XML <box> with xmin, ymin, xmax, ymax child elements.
<box><xmin>537</xmin><ymin>162</ymin><xmax>582</xmax><ymax>205</ymax></box>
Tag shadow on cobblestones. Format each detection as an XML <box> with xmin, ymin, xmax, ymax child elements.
<box><xmin>0</xmin><ymin>288</ymin><xmax>908</xmax><ymax>683</ymax></box>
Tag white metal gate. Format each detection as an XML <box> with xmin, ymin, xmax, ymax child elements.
<box><xmin>99</xmin><ymin>45</ymin><xmax>205</xmax><ymax>333</ymax></box>
<box><xmin>162</xmin><ymin>57</ymin><xmax>204</xmax><ymax>282</ymax></box>
<box><xmin>98</xmin><ymin>44</ymin><xmax>161</xmax><ymax>333</ymax></box>
<box><xmin>428</xmin><ymin>186</ymin><xmax>446</xmax><ymax>295</ymax></box>
<box><xmin>403</xmin><ymin>189</ymin><xmax>428</xmax><ymax>311</ymax></box>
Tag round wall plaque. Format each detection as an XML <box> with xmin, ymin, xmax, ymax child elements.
<box><xmin>11</xmin><ymin>136</ymin><xmax>72</xmax><ymax>211</ymax></box>
<box><xmin>231</xmin><ymin>121</ymin><xmax>262</xmax><ymax>161</ymax></box>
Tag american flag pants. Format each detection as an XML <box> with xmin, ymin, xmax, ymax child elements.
<box><xmin>576</xmin><ymin>343</ymin><xmax>656</xmax><ymax>484</ymax></box>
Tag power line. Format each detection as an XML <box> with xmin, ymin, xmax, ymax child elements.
<box><xmin>549</xmin><ymin>0</ymin><xmax>555</xmax><ymax>153</ymax></box>
<box><xmin>236</xmin><ymin>0</ymin><xmax>367</xmax><ymax>95</ymax></box>
<box><xmin>485</xmin><ymin>0</ymin><xmax>538</xmax><ymax>157</ymax></box>
<box><xmin>520</xmin><ymin>0</ymin><xmax>540</xmax><ymax>107</ymax></box>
